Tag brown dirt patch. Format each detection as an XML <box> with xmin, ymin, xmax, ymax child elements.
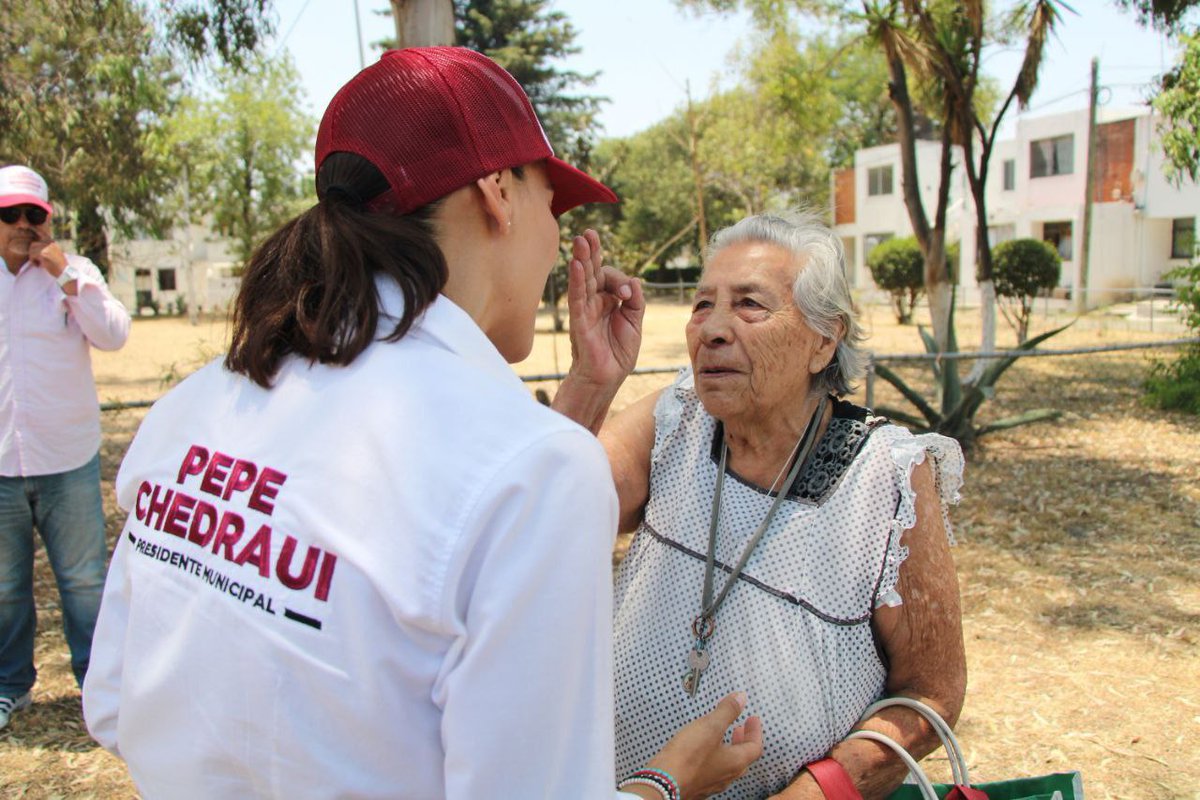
<box><xmin>1</xmin><ymin>302</ymin><xmax>1196</xmax><ymax>799</ymax></box>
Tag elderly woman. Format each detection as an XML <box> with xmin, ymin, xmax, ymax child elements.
<box><xmin>564</xmin><ymin>210</ymin><xmax>966</xmax><ymax>799</ymax></box>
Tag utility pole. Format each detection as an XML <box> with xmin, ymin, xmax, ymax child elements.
<box><xmin>389</xmin><ymin>0</ymin><xmax>454</xmax><ymax>48</ymax></box>
<box><xmin>1077</xmin><ymin>57</ymin><xmax>1099</xmax><ymax>313</ymax></box>
<box><xmin>353</xmin><ymin>0</ymin><xmax>366</xmax><ymax>68</ymax></box>
<box><xmin>182</xmin><ymin>162</ymin><xmax>198</xmax><ymax>325</ymax></box>
<box><xmin>684</xmin><ymin>82</ymin><xmax>708</xmax><ymax>261</ymax></box>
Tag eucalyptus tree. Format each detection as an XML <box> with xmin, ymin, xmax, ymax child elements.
<box><xmin>170</xmin><ymin>54</ymin><xmax>315</xmax><ymax>265</ymax></box>
<box><xmin>596</xmin><ymin>78</ymin><xmax>822</xmax><ymax>275</ymax></box>
<box><xmin>161</xmin><ymin>0</ymin><xmax>273</xmax><ymax>67</ymax></box>
<box><xmin>0</xmin><ymin>1</ymin><xmax>180</xmax><ymax>273</ymax></box>
<box><xmin>593</xmin><ymin>120</ymin><xmax>703</xmax><ymax>273</ymax></box>
<box><xmin>744</xmin><ymin>23</ymin><xmax>907</xmax><ymax>168</ymax></box>
<box><xmin>0</xmin><ymin>0</ymin><xmax>273</xmax><ymax>273</ymax></box>
<box><xmin>1113</xmin><ymin>0</ymin><xmax>1198</xmax><ymax>28</ymax></box>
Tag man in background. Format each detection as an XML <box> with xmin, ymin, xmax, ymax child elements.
<box><xmin>0</xmin><ymin>165</ymin><xmax>130</xmax><ymax>729</ymax></box>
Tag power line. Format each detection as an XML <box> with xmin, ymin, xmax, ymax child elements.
<box><xmin>275</xmin><ymin>0</ymin><xmax>316</xmax><ymax>55</ymax></box>
<box><xmin>1020</xmin><ymin>86</ymin><xmax>1090</xmax><ymax>114</ymax></box>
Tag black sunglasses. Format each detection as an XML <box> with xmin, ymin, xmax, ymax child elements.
<box><xmin>0</xmin><ymin>205</ymin><xmax>49</xmax><ymax>226</ymax></box>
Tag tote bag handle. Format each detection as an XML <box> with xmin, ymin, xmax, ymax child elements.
<box><xmin>845</xmin><ymin>730</ymin><xmax>939</xmax><ymax>800</ymax></box>
<box><xmin>859</xmin><ymin>697</ymin><xmax>971</xmax><ymax>787</ymax></box>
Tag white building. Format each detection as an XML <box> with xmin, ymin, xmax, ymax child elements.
<box><xmin>70</xmin><ymin>224</ymin><xmax>241</xmax><ymax>317</ymax></box>
<box><xmin>832</xmin><ymin>106</ymin><xmax>1200</xmax><ymax>306</ymax></box>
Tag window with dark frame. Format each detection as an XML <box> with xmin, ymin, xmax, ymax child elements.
<box><xmin>1003</xmin><ymin>159</ymin><xmax>1016</xmax><ymax>191</ymax></box>
<box><xmin>1171</xmin><ymin>217</ymin><xmax>1195</xmax><ymax>259</ymax></box>
<box><xmin>1030</xmin><ymin>135</ymin><xmax>1074</xmax><ymax>177</ymax></box>
<box><xmin>1042</xmin><ymin>221</ymin><xmax>1073</xmax><ymax>260</ymax></box>
<box><xmin>158</xmin><ymin>268</ymin><xmax>177</xmax><ymax>292</ymax></box>
<box><xmin>863</xmin><ymin>232</ymin><xmax>893</xmax><ymax>260</ymax></box>
<box><xmin>868</xmin><ymin>165</ymin><xmax>894</xmax><ymax>196</ymax></box>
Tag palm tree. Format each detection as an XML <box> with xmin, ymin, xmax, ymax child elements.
<box><xmin>861</xmin><ymin>0</ymin><xmax>1074</xmax><ymax>448</ymax></box>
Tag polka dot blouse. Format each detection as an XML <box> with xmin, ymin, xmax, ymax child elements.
<box><xmin>612</xmin><ymin>369</ymin><xmax>964</xmax><ymax>798</ymax></box>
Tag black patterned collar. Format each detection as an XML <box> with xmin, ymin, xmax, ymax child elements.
<box><xmin>709</xmin><ymin>398</ymin><xmax>886</xmax><ymax>505</ymax></box>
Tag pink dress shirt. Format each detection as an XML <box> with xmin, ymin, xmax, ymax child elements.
<box><xmin>0</xmin><ymin>254</ymin><xmax>131</xmax><ymax>477</ymax></box>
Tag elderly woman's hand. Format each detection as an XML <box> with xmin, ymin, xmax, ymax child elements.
<box><xmin>551</xmin><ymin>229</ymin><xmax>645</xmax><ymax>432</ymax></box>
<box><xmin>565</xmin><ymin>228</ymin><xmax>644</xmax><ymax>388</ymax></box>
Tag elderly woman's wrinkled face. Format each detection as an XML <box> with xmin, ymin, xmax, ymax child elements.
<box><xmin>686</xmin><ymin>241</ymin><xmax>834</xmax><ymax>426</ymax></box>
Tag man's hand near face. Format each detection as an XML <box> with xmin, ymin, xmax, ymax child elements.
<box><xmin>28</xmin><ymin>237</ymin><xmax>77</xmax><ymax>295</ymax></box>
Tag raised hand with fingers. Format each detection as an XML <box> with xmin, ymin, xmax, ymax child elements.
<box><xmin>565</xmin><ymin>228</ymin><xmax>645</xmax><ymax>389</ymax></box>
<box><xmin>552</xmin><ymin>228</ymin><xmax>646</xmax><ymax>432</ymax></box>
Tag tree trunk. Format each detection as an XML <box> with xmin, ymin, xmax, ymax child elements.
<box><xmin>926</xmin><ymin>242</ymin><xmax>952</xmax><ymax>348</ymax></box>
<box><xmin>75</xmin><ymin>201</ymin><xmax>109</xmax><ymax>277</ymax></box>
<box><xmin>390</xmin><ymin>0</ymin><xmax>454</xmax><ymax>48</ymax></box>
<box><xmin>882</xmin><ymin>32</ymin><xmax>953</xmax><ymax>350</ymax></box>
<box><xmin>883</xmin><ymin>42</ymin><xmax>931</xmax><ymax>253</ymax></box>
<box><xmin>961</xmin><ymin>117</ymin><xmax>998</xmax><ymax>386</ymax></box>
<box><xmin>969</xmin><ymin>278</ymin><xmax>998</xmax><ymax>382</ymax></box>
<box><xmin>923</xmin><ymin>122</ymin><xmax>956</xmax><ymax>351</ymax></box>
<box><xmin>240</xmin><ymin>134</ymin><xmax>255</xmax><ymax>263</ymax></box>
<box><xmin>965</xmin><ymin>198</ymin><xmax>997</xmax><ymax>384</ymax></box>
<box><xmin>548</xmin><ymin>268</ymin><xmax>564</xmax><ymax>332</ymax></box>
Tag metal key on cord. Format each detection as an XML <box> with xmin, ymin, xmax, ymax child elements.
<box><xmin>682</xmin><ymin>640</ymin><xmax>711</xmax><ymax>696</ymax></box>
<box><xmin>682</xmin><ymin>614</ymin><xmax>715</xmax><ymax>697</ymax></box>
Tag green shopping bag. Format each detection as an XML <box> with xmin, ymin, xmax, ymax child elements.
<box><xmin>885</xmin><ymin>772</ymin><xmax>1084</xmax><ymax>800</ymax></box>
<box><xmin>845</xmin><ymin>698</ymin><xmax>1084</xmax><ymax>800</ymax></box>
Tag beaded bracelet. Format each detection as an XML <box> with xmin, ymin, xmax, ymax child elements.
<box><xmin>618</xmin><ymin>776</ymin><xmax>671</xmax><ymax>800</ymax></box>
<box><xmin>618</xmin><ymin>767</ymin><xmax>681</xmax><ymax>800</ymax></box>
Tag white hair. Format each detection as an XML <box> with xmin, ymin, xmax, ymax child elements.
<box><xmin>705</xmin><ymin>209</ymin><xmax>867</xmax><ymax>397</ymax></box>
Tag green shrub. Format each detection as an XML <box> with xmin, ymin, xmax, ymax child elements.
<box><xmin>867</xmin><ymin>237</ymin><xmax>924</xmax><ymax>324</ymax></box>
<box><xmin>1144</xmin><ymin>262</ymin><xmax>1200</xmax><ymax>414</ymax></box>
<box><xmin>1144</xmin><ymin>351</ymin><xmax>1200</xmax><ymax>414</ymax></box>
<box><xmin>992</xmin><ymin>238</ymin><xmax>1061</xmax><ymax>342</ymax></box>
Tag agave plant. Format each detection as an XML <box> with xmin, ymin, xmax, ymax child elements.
<box><xmin>872</xmin><ymin>301</ymin><xmax>1072</xmax><ymax>451</ymax></box>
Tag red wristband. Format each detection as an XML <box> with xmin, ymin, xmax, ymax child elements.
<box><xmin>805</xmin><ymin>758</ymin><xmax>863</xmax><ymax>800</ymax></box>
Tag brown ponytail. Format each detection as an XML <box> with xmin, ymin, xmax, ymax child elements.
<box><xmin>225</xmin><ymin>153</ymin><xmax>446</xmax><ymax>388</ymax></box>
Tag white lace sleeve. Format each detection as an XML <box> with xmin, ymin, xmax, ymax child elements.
<box><xmin>649</xmin><ymin>367</ymin><xmax>695</xmax><ymax>465</ymax></box>
<box><xmin>875</xmin><ymin>431</ymin><xmax>965</xmax><ymax>608</ymax></box>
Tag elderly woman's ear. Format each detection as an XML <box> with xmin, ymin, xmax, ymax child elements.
<box><xmin>808</xmin><ymin>320</ymin><xmax>844</xmax><ymax>378</ymax></box>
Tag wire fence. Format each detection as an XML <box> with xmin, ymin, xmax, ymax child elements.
<box><xmin>1024</xmin><ymin>286</ymin><xmax>1182</xmax><ymax>333</ymax></box>
<box><xmin>100</xmin><ymin>336</ymin><xmax>1198</xmax><ymax>414</ymax></box>
<box><xmin>641</xmin><ymin>280</ymin><xmax>697</xmax><ymax>304</ymax></box>
<box><xmin>861</xmin><ymin>336</ymin><xmax>1200</xmax><ymax>407</ymax></box>
<box><xmin>517</xmin><ymin>336</ymin><xmax>1200</xmax><ymax>411</ymax></box>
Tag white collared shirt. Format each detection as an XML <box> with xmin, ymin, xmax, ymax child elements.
<box><xmin>0</xmin><ymin>254</ymin><xmax>131</xmax><ymax>476</ymax></box>
<box><xmin>85</xmin><ymin>284</ymin><xmax>632</xmax><ymax>798</ymax></box>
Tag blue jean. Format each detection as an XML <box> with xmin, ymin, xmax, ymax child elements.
<box><xmin>0</xmin><ymin>452</ymin><xmax>108</xmax><ymax>695</ymax></box>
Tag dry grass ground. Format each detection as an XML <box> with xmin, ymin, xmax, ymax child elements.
<box><xmin>1</xmin><ymin>300</ymin><xmax>1197</xmax><ymax>799</ymax></box>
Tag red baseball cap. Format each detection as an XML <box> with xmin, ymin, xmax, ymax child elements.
<box><xmin>0</xmin><ymin>166</ymin><xmax>53</xmax><ymax>215</ymax></box>
<box><xmin>315</xmin><ymin>47</ymin><xmax>617</xmax><ymax>218</ymax></box>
